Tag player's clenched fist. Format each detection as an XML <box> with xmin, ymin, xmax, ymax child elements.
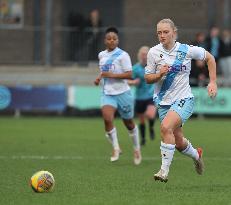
<box><xmin>207</xmin><ymin>81</ymin><xmax>217</xmax><ymax>99</ymax></box>
<box><xmin>159</xmin><ymin>64</ymin><xmax>169</xmax><ymax>77</ymax></box>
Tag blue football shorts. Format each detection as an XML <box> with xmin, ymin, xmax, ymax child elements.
<box><xmin>101</xmin><ymin>90</ymin><xmax>134</xmax><ymax>119</ymax></box>
<box><xmin>158</xmin><ymin>97</ymin><xmax>194</xmax><ymax>124</ymax></box>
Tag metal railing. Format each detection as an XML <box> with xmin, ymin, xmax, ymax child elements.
<box><xmin>0</xmin><ymin>26</ymin><xmax>207</xmax><ymax>65</ymax></box>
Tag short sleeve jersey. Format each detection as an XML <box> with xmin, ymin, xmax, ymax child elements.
<box><xmin>132</xmin><ymin>63</ymin><xmax>154</xmax><ymax>100</ymax></box>
<box><xmin>145</xmin><ymin>42</ymin><xmax>206</xmax><ymax>105</ymax></box>
<box><xmin>98</xmin><ymin>47</ymin><xmax>132</xmax><ymax>95</ymax></box>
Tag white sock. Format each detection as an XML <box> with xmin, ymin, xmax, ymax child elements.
<box><xmin>106</xmin><ymin>127</ymin><xmax>120</xmax><ymax>150</ymax></box>
<box><xmin>128</xmin><ymin>125</ymin><xmax>140</xmax><ymax>150</ymax></box>
<box><xmin>181</xmin><ymin>140</ymin><xmax>199</xmax><ymax>160</ymax></box>
<box><xmin>160</xmin><ymin>141</ymin><xmax>175</xmax><ymax>175</ymax></box>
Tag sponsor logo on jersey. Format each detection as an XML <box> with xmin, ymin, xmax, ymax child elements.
<box><xmin>169</xmin><ymin>64</ymin><xmax>187</xmax><ymax>72</ymax></box>
<box><xmin>100</xmin><ymin>64</ymin><xmax>115</xmax><ymax>72</ymax></box>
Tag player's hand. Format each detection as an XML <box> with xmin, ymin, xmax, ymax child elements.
<box><xmin>207</xmin><ymin>81</ymin><xmax>217</xmax><ymax>99</ymax></box>
<box><xmin>159</xmin><ymin>64</ymin><xmax>169</xmax><ymax>77</ymax></box>
<box><xmin>94</xmin><ymin>77</ymin><xmax>101</xmax><ymax>86</ymax></box>
<box><xmin>94</xmin><ymin>74</ymin><xmax>102</xmax><ymax>86</ymax></box>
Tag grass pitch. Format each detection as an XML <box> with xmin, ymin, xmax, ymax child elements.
<box><xmin>0</xmin><ymin>117</ymin><xmax>230</xmax><ymax>205</ymax></box>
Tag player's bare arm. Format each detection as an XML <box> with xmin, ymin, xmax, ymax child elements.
<box><xmin>101</xmin><ymin>71</ymin><xmax>132</xmax><ymax>79</ymax></box>
<box><xmin>205</xmin><ymin>51</ymin><xmax>217</xmax><ymax>98</ymax></box>
<box><xmin>145</xmin><ymin>64</ymin><xmax>169</xmax><ymax>84</ymax></box>
<box><xmin>128</xmin><ymin>78</ymin><xmax>140</xmax><ymax>85</ymax></box>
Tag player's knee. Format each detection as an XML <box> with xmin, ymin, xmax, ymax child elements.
<box><xmin>160</xmin><ymin>123</ymin><xmax>173</xmax><ymax>135</ymax></box>
<box><xmin>104</xmin><ymin>116</ymin><xmax>113</xmax><ymax>126</ymax></box>
<box><xmin>145</xmin><ymin>111</ymin><xmax>153</xmax><ymax>119</ymax></box>
<box><xmin>124</xmin><ymin>119</ymin><xmax>135</xmax><ymax>130</ymax></box>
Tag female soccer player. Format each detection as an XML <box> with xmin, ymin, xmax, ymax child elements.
<box><xmin>94</xmin><ymin>27</ymin><xmax>142</xmax><ymax>165</ymax></box>
<box><xmin>128</xmin><ymin>46</ymin><xmax>157</xmax><ymax>145</ymax></box>
<box><xmin>145</xmin><ymin>19</ymin><xmax>217</xmax><ymax>182</ymax></box>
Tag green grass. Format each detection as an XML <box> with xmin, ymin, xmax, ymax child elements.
<box><xmin>0</xmin><ymin>117</ymin><xmax>230</xmax><ymax>205</ymax></box>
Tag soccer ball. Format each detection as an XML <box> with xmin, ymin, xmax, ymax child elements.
<box><xmin>30</xmin><ymin>171</ymin><xmax>55</xmax><ymax>193</ymax></box>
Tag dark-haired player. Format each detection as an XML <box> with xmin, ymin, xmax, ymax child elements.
<box><xmin>94</xmin><ymin>27</ymin><xmax>142</xmax><ymax>165</ymax></box>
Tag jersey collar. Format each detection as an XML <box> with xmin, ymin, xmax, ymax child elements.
<box><xmin>161</xmin><ymin>42</ymin><xmax>178</xmax><ymax>54</ymax></box>
<box><xmin>107</xmin><ymin>47</ymin><xmax>119</xmax><ymax>54</ymax></box>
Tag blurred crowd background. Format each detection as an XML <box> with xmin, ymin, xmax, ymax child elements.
<box><xmin>0</xmin><ymin>0</ymin><xmax>231</xmax><ymax>116</ymax></box>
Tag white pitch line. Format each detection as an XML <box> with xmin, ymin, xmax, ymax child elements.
<box><xmin>0</xmin><ymin>155</ymin><xmax>83</xmax><ymax>160</ymax></box>
<box><xmin>0</xmin><ymin>155</ymin><xmax>231</xmax><ymax>161</ymax></box>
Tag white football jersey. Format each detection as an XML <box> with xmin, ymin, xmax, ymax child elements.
<box><xmin>145</xmin><ymin>42</ymin><xmax>206</xmax><ymax>105</ymax></box>
<box><xmin>98</xmin><ymin>47</ymin><xmax>132</xmax><ymax>95</ymax></box>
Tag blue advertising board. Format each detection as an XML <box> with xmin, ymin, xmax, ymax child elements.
<box><xmin>3</xmin><ymin>85</ymin><xmax>67</xmax><ymax>111</ymax></box>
